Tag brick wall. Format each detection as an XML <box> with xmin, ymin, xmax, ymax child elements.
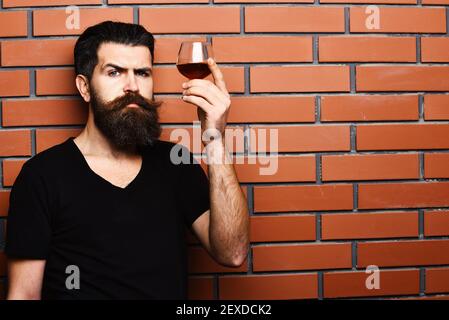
<box><xmin>1</xmin><ymin>0</ymin><xmax>449</xmax><ymax>300</ymax></box>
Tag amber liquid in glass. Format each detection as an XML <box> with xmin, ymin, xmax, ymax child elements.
<box><xmin>176</xmin><ymin>62</ymin><xmax>211</xmax><ymax>79</ymax></box>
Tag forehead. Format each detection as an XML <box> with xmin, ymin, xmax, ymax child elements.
<box><xmin>96</xmin><ymin>42</ymin><xmax>152</xmax><ymax>69</ymax></box>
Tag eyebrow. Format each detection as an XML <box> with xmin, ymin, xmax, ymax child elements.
<box><xmin>102</xmin><ymin>63</ymin><xmax>152</xmax><ymax>75</ymax></box>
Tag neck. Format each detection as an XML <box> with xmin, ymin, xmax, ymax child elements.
<box><xmin>74</xmin><ymin>108</ymin><xmax>139</xmax><ymax>160</ymax></box>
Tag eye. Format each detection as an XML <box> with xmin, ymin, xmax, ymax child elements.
<box><xmin>108</xmin><ymin>70</ymin><xmax>120</xmax><ymax>77</ymax></box>
<box><xmin>137</xmin><ymin>71</ymin><xmax>150</xmax><ymax>78</ymax></box>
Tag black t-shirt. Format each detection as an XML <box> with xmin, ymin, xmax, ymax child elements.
<box><xmin>5</xmin><ymin>137</ymin><xmax>210</xmax><ymax>300</ymax></box>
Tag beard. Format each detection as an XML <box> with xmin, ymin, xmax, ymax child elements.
<box><xmin>90</xmin><ymin>86</ymin><xmax>163</xmax><ymax>154</ymax></box>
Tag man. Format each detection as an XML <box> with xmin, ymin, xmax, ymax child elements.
<box><xmin>5</xmin><ymin>21</ymin><xmax>249</xmax><ymax>300</ymax></box>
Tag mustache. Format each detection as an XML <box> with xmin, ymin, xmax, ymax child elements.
<box><xmin>108</xmin><ymin>92</ymin><xmax>163</xmax><ymax>112</ymax></box>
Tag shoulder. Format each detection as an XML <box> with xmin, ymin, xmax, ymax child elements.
<box><xmin>21</xmin><ymin>138</ymin><xmax>72</xmax><ymax>177</ymax></box>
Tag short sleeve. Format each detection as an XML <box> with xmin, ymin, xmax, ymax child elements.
<box><xmin>175</xmin><ymin>148</ymin><xmax>210</xmax><ymax>228</ymax></box>
<box><xmin>5</xmin><ymin>163</ymin><xmax>52</xmax><ymax>259</ymax></box>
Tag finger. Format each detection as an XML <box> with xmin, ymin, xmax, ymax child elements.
<box><xmin>182</xmin><ymin>94</ymin><xmax>213</xmax><ymax>114</ymax></box>
<box><xmin>183</xmin><ymin>85</ymin><xmax>222</xmax><ymax>107</ymax></box>
<box><xmin>207</xmin><ymin>57</ymin><xmax>228</xmax><ymax>94</ymax></box>
<box><xmin>183</xmin><ymin>79</ymin><xmax>225</xmax><ymax>100</ymax></box>
<box><xmin>183</xmin><ymin>79</ymin><xmax>209</xmax><ymax>87</ymax></box>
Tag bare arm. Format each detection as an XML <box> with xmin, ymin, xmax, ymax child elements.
<box><xmin>206</xmin><ymin>138</ymin><xmax>249</xmax><ymax>267</ymax></box>
<box><xmin>191</xmin><ymin>138</ymin><xmax>249</xmax><ymax>267</ymax></box>
<box><xmin>7</xmin><ymin>258</ymin><xmax>46</xmax><ymax>300</ymax></box>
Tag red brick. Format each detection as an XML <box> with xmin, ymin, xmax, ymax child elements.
<box><xmin>4</xmin><ymin>0</ymin><xmax>101</xmax><ymax>6</ymax></box>
<box><xmin>0</xmin><ymin>191</ymin><xmax>10</xmax><ymax>217</ymax></box>
<box><xmin>424</xmin><ymin>94</ymin><xmax>449</xmax><ymax>120</ymax></box>
<box><xmin>254</xmin><ymin>184</ymin><xmax>353</xmax><ymax>213</ymax></box>
<box><xmin>250</xmin><ymin>125</ymin><xmax>350</xmax><ymax>153</ymax></box>
<box><xmin>154</xmin><ymin>36</ymin><xmax>206</xmax><ymax>64</ymax></box>
<box><xmin>356</xmin><ymin>66</ymin><xmax>449</xmax><ymax>92</ymax></box>
<box><xmin>1</xmin><ymin>39</ymin><xmax>76</xmax><ymax>67</ymax></box>
<box><xmin>35</xmin><ymin>129</ymin><xmax>82</xmax><ymax>154</ymax></box>
<box><xmin>187</xmin><ymin>277</ymin><xmax>214</xmax><ymax>300</ymax></box>
<box><xmin>33</xmin><ymin>8</ymin><xmax>133</xmax><ymax>36</ymax></box>
<box><xmin>359</xmin><ymin>182</ymin><xmax>449</xmax><ymax>209</ymax></box>
<box><xmin>2</xmin><ymin>159</ymin><xmax>27</xmax><ymax>187</ymax></box>
<box><xmin>2</xmin><ymin>99</ymin><xmax>87</xmax><ymax>127</ymax></box>
<box><xmin>424</xmin><ymin>153</ymin><xmax>449</xmax><ymax>179</ymax></box>
<box><xmin>219</xmin><ymin>273</ymin><xmax>318</xmax><ymax>300</ymax></box>
<box><xmin>154</xmin><ymin>66</ymin><xmax>244</xmax><ymax>93</ymax></box>
<box><xmin>0</xmin><ymin>11</ymin><xmax>27</xmax><ymax>37</ymax></box>
<box><xmin>324</xmin><ymin>269</ymin><xmax>420</xmax><ymax>298</ymax></box>
<box><xmin>159</xmin><ymin>95</ymin><xmax>315</xmax><ymax>124</ymax></box>
<box><xmin>36</xmin><ymin>69</ymin><xmax>77</xmax><ymax>96</ymax></box>
<box><xmin>357</xmin><ymin>124</ymin><xmax>449</xmax><ymax>150</ymax></box>
<box><xmin>322</xmin><ymin>211</ymin><xmax>419</xmax><ymax>240</ymax></box>
<box><xmin>321</xmin><ymin>95</ymin><xmax>419</xmax><ymax>122</ymax></box>
<box><xmin>188</xmin><ymin>247</ymin><xmax>248</xmax><ymax>274</ymax></box>
<box><xmin>322</xmin><ymin>153</ymin><xmax>419</xmax><ymax>181</ymax></box>
<box><xmin>253</xmin><ymin>243</ymin><xmax>352</xmax><ymax>271</ymax></box>
<box><xmin>0</xmin><ymin>71</ymin><xmax>30</xmax><ymax>97</ymax></box>
<box><xmin>140</xmin><ymin>7</ymin><xmax>240</xmax><ymax>34</ymax></box>
<box><xmin>350</xmin><ymin>7</ymin><xmax>446</xmax><ymax>33</ymax></box>
<box><xmin>231</xmin><ymin>96</ymin><xmax>315</xmax><ymax>123</ymax></box>
<box><xmin>212</xmin><ymin>36</ymin><xmax>313</xmax><ymax>62</ymax></box>
<box><xmin>111</xmin><ymin>0</ymin><xmax>207</xmax><ymax>3</ymax></box>
<box><xmin>358</xmin><ymin>240</ymin><xmax>449</xmax><ymax>267</ymax></box>
<box><xmin>0</xmin><ymin>130</ymin><xmax>31</xmax><ymax>157</ymax></box>
<box><xmin>426</xmin><ymin>268</ymin><xmax>449</xmax><ymax>294</ymax></box>
<box><xmin>250</xmin><ymin>215</ymin><xmax>316</xmax><ymax>242</ymax></box>
<box><xmin>216</xmin><ymin>0</ymin><xmax>312</xmax><ymax>2</ymax></box>
<box><xmin>421</xmin><ymin>37</ymin><xmax>449</xmax><ymax>62</ymax></box>
<box><xmin>235</xmin><ymin>156</ymin><xmax>316</xmax><ymax>183</ymax></box>
<box><xmin>245</xmin><ymin>6</ymin><xmax>345</xmax><ymax>32</ymax></box>
<box><xmin>322</xmin><ymin>0</ymin><xmax>414</xmax><ymax>2</ymax></box>
<box><xmin>319</xmin><ymin>36</ymin><xmax>416</xmax><ymax>62</ymax></box>
<box><xmin>422</xmin><ymin>0</ymin><xmax>449</xmax><ymax>4</ymax></box>
<box><xmin>250</xmin><ymin>66</ymin><xmax>350</xmax><ymax>93</ymax></box>
<box><xmin>424</xmin><ymin>210</ymin><xmax>449</xmax><ymax>237</ymax></box>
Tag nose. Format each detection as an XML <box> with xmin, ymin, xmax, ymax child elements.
<box><xmin>123</xmin><ymin>71</ymin><xmax>139</xmax><ymax>93</ymax></box>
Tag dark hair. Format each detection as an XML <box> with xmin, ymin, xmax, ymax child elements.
<box><xmin>74</xmin><ymin>21</ymin><xmax>155</xmax><ymax>80</ymax></box>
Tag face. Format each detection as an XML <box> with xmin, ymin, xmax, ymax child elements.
<box><xmin>88</xmin><ymin>42</ymin><xmax>162</xmax><ymax>153</ymax></box>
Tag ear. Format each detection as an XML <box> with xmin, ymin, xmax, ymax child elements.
<box><xmin>75</xmin><ymin>74</ymin><xmax>91</xmax><ymax>103</ymax></box>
